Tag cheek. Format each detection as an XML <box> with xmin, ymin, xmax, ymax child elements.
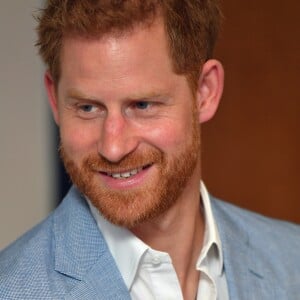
<box><xmin>60</xmin><ymin>120</ymin><xmax>99</xmax><ymax>157</ymax></box>
<box><xmin>143</xmin><ymin>120</ymin><xmax>190</xmax><ymax>153</ymax></box>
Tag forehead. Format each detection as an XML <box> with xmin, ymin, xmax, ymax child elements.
<box><xmin>60</xmin><ymin>18</ymin><xmax>172</xmax><ymax>74</ymax></box>
<box><xmin>58</xmin><ymin>18</ymin><xmax>181</xmax><ymax>96</ymax></box>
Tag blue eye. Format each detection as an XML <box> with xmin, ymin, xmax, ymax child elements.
<box><xmin>135</xmin><ymin>101</ymin><xmax>150</xmax><ymax>109</ymax></box>
<box><xmin>80</xmin><ymin>104</ymin><xmax>95</xmax><ymax>112</ymax></box>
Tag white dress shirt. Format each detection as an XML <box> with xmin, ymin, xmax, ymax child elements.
<box><xmin>88</xmin><ymin>182</ymin><xmax>229</xmax><ymax>299</ymax></box>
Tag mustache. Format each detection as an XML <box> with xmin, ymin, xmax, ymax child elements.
<box><xmin>60</xmin><ymin>145</ymin><xmax>163</xmax><ymax>173</ymax></box>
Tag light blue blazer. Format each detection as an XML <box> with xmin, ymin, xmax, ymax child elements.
<box><xmin>1</xmin><ymin>186</ymin><xmax>300</xmax><ymax>299</ymax></box>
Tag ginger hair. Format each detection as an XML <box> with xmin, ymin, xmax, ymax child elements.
<box><xmin>36</xmin><ymin>0</ymin><xmax>222</xmax><ymax>90</ymax></box>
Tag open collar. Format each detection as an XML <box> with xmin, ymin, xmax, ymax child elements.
<box><xmin>197</xmin><ymin>182</ymin><xmax>224</xmax><ymax>276</ymax></box>
<box><xmin>88</xmin><ymin>181</ymin><xmax>224</xmax><ymax>291</ymax></box>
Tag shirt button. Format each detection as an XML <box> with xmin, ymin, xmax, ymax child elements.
<box><xmin>152</xmin><ymin>256</ymin><xmax>161</xmax><ymax>266</ymax></box>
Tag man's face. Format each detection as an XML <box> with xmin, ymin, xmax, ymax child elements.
<box><xmin>48</xmin><ymin>19</ymin><xmax>202</xmax><ymax>228</ymax></box>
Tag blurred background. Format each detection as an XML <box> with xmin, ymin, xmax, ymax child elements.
<box><xmin>0</xmin><ymin>0</ymin><xmax>54</xmax><ymax>250</ymax></box>
<box><xmin>202</xmin><ymin>1</ymin><xmax>300</xmax><ymax>224</ymax></box>
<box><xmin>0</xmin><ymin>1</ymin><xmax>299</xmax><ymax>249</ymax></box>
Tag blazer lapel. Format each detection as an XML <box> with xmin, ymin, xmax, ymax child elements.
<box><xmin>211</xmin><ymin>198</ymin><xmax>276</xmax><ymax>300</ymax></box>
<box><xmin>53</xmin><ymin>186</ymin><xmax>131</xmax><ymax>300</ymax></box>
<box><xmin>52</xmin><ymin>188</ymin><xmax>278</xmax><ymax>299</ymax></box>
<box><xmin>64</xmin><ymin>251</ymin><xmax>131</xmax><ymax>300</ymax></box>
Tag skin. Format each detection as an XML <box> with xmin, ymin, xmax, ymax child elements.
<box><xmin>45</xmin><ymin>18</ymin><xmax>224</xmax><ymax>300</ymax></box>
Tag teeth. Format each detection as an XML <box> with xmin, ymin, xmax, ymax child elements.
<box><xmin>121</xmin><ymin>172</ymin><xmax>131</xmax><ymax>178</ymax></box>
<box><xmin>130</xmin><ymin>169</ymin><xmax>138</xmax><ymax>175</ymax></box>
<box><xmin>111</xmin><ymin>173</ymin><xmax>121</xmax><ymax>179</ymax></box>
<box><xmin>109</xmin><ymin>167</ymin><xmax>143</xmax><ymax>179</ymax></box>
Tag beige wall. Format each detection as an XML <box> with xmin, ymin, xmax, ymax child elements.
<box><xmin>0</xmin><ymin>1</ymin><xmax>53</xmax><ymax>249</ymax></box>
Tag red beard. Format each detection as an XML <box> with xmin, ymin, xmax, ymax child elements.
<box><xmin>60</xmin><ymin>114</ymin><xmax>200</xmax><ymax>228</ymax></box>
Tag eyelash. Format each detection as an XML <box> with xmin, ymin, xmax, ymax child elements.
<box><xmin>73</xmin><ymin>100</ymin><xmax>160</xmax><ymax>120</ymax></box>
<box><xmin>77</xmin><ymin>101</ymin><xmax>151</xmax><ymax>111</ymax></box>
<box><xmin>132</xmin><ymin>101</ymin><xmax>151</xmax><ymax>110</ymax></box>
<box><xmin>74</xmin><ymin>103</ymin><xmax>104</xmax><ymax>120</ymax></box>
<box><xmin>79</xmin><ymin>104</ymin><xmax>97</xmax><ymax>112</ymax></box>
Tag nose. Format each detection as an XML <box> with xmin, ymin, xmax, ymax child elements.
<box><xmin>97</xmin><ymin>113</ymin><xmax>139</xmax><ymax>163</ymax></box>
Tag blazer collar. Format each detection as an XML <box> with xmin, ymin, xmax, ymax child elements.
<box><xmin>211</xmin><ymin>197</ymin><xmax>276</xmax><ymax>299</ymax></box>
<box><xmin>53</xmin><ymin>186</ymin><xmax>131</xmax><ymax>299</ymax></box>
<box><xmin>53</xmin><ymin>187</ymin><xmax>277</xmax><ymax>299</ymax></box>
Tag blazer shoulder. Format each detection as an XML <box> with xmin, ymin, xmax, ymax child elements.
<box><xmin>211</xmin><ymin>196</ymin><xmax>300</xmax><ymax>296</ymax></box>
<box><xmin>0</xmin><ymin>200</ymin><xmax>78</xmax><ymax>298</ymax></box>
<box><xmin>0</xmin><ymin>187</ymin><xmax>123</xmax><ymax>299</ymax></box>
<box><xmin>211</xmin><ymin>195</ymin><xmax>300</xmax><ymax>255</ymax></box>
<box><xmin>212</xmin><ymin>196</ymin><xmax>300</xmax><ymax>235</ymax></box>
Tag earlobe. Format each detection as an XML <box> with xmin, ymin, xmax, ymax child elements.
<box><xmin>44</xmin><ymin>71</ymin><xmax>60</xmax><ymax>125</ymax></box>
<box><xmin>196</xmin><ymin>59</ymin><xmax>224</xmax><ymax>124</ymax></box>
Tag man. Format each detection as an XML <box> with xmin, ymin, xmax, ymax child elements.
<box><xmin>0</xmin><ymin>0</ymin><xmax>299</xmax><ymax>299</ymax></box>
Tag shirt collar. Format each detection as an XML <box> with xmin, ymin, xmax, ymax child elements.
<box><xmin>197</xmin><ymin>182</ymin><xmax>224</xmax><ymax>276</ymax></box>
<box><xmin>88</xmin><ymin>200</ymin><xmax>148</xmax><ymax>289</ymax></box>
<box><xmin>87</xmin><ymin>181</ymin><xmax>223</xmax><ymax>289</ymax></box>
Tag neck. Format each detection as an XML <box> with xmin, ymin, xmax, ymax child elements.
<box><xmin>131</xmin><ymin>175</ymin><xmax>204</xmax><ymax>299</ymax></box>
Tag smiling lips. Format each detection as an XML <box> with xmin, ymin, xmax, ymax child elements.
<box><xmin>102</xmin><ymin>164</ymin><xmax>153</xmax><ymax>179</ymax></box>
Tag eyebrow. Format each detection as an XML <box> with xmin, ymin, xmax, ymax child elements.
<box><xmin>66</xmin><ymin>89</ymin><xmax>100</xmax><ymax>102</ymax></box>
<box><xmin>66</xmin><ymin>88</ymin><xmax>171</xmax><ymax>103</ymax></box>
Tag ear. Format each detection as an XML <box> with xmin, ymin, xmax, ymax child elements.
<box><xmin>44</xmin><ymin>71</ymin><xmax>60</xmax><ymax>125</ymax></box>
<box><xmin>196</xmin><ymin>59</ymin><xmax>224</xmax><ymax>123</ymax></box>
